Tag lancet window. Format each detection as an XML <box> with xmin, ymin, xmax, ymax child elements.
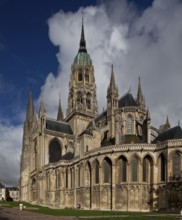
<box><xmin>49</xmin><ymin>138</ymin><xmax>62</xmax><ymax>163</ymax></box>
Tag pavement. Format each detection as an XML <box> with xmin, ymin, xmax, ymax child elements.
<box><xmin>0</xmin><ymin>207</ymin><xmax>78</xmax><ymax>220</ymax></box>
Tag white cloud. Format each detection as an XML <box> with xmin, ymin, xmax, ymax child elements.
<box><xmin>40</xmin><ymin>0</ymin><xmax>182</xmax><ymax>129</ymax></box>
<box><xmin>0</xmin><ymin>122</ymin><xmax>23</xmax><ymax>186</ymax></box>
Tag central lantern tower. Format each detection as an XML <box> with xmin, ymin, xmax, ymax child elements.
<box><xmin>65</xmin><ymin>20</ymin><xmax>98</xmax><ymax>135</ymax></box>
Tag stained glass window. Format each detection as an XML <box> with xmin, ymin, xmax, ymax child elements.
<box><xmin>95</xmin><ymin>160</ymin><xmax>99</xmax><ymax>184</ymax></box>
<box><xmin>103</xmin><ymin>158</ymin><xmax>112</xmax><ymax>183</ymax></box>
<box><xmin>66</xmin><ymin>168</ymin><xmax>68</xmax><ymax>188</ymax></box>
<box><xmin>143</xmin><ymin>158</ymin><xmax>147</xmax><ymax>182</ymax></box>
<box><xmin>131</xmin><ymin>156</ymin><xmax>138</xmax><ymax>182</ymax></box>
<box><xmin>49</xmin><ymin>139</ymin><xmax>62</xmax><ymax>163</ymax></box>
<box><xmin>78</xmin><ymin>166</ymin><xmax>80</xmax><ymax>187</ymax></box>
<box><xmin>160</xmin><ymin>154</ymin><xmax>166</xmax><ymax>181</ymax></box>
<box><xmin>118</xmin><ymin>156</ymin><xmax>127</xmax><ymax>182</ymax></box>
<box><xmin>173</xmin><ymin>152</ymin><xmax>181</xmax><ymax>178</ymax></box>
<box><xmin>127</xmin><ymin>116</ymin><xmax>133</xmax><ymax>134</ymax></box>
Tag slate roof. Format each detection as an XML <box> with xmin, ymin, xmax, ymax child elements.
<box><xmin>62</xmin><ymin>152</ymin><xmax>74</xmax><ymax>160</ymax></box>
<box><xmin>124</xmin><ymin>135</ymin><xmax>143</xmax><ymax>144</ymax></box>
<box><xmin>95</xmin><ymin>110</ymin><xmax>107</xmax><ymax>123</ymax></box>
<box><xmin>46</xmin><ymin>119</ymin><xmax>73</xmax><ymax>135</ymax></box>
<box><xmin>0</xmin><ymin>182</ymin><xmax>5</xmax><ymax>188</ymax></box>
<box><xmin>153</xmin><ymin>126</ymin><xmax>182</xmax><ymax>143</ymax></box>
<box><xmin>79</xmin><ymin>111</ymin><xmax>107</xmax><ymax>136</ymax></box>
<box><xmin>101</xmin><ymin>137</ymin><xmax>115</xmax><ymax>147</ymax></box>
<box><xmin>119</xmin><ymin>93</ymin><xmax>137</xmax><ymax>108</ymax></box>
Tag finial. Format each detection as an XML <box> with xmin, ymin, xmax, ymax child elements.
<box><xmin>79</xmin><ymin>9</ymin><xmax>87</xmax><ymax>53</ymax></box>
<box><xmin>128</xmin><ymin>86</ymin><xmax>131</xmax><ymax>93</ymax></box>
<box><xmin>82</xmin><ymin>8</ymin><xmax>84</xmax><ymax>26</ymax></box>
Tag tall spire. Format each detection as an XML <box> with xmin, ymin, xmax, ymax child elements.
<box><xmin>136</xmin><ymin>77</ymin><xmax>146</xmax><ymax>109</ymax></box>
<box><xmin>25</xmin><ymin>88</ymin><xmax>37</xmax><ymax>130</ymax></box>
<box><xmin>26</xmin><ymin>88</ymin><xmax>34</xmax><ymax>121</ymax></box>
<box><xmin>79</xmin><ymin>10</ymin><xmax>87</xmax><ymax>53</ymax></box>
<box><xmin>166</xmin><ymin>115</ymin><xmax>170</xmax><ymax>128</ymax></box>
<box><xmin>38</xmin><ymin>96</ymin><xmax>45</xmax><ymax>118</ymax></box>
<box><xmin>57</xmin><ymin>98</ymin><xmax>64</xmax><ymax>121</ymax></box>
<box><xmin>109</xmin><ymin>64</ymin><xmax>116</xmax><ymax>88</ymax></box>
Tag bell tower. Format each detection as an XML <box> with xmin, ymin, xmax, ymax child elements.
<box><xmin>66</xmin><ymin>18</ymin><xmax>98</xmax><ymax>135</ymax></box>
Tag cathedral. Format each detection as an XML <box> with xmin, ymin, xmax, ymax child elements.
<box><xmin>20</xmin><ymin>20</ymin><xmax>182</xmax><ymax>211</ymax></box>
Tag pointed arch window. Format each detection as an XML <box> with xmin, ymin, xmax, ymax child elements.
<box><xmin>86</xmin><ymin>162</ymin><xmax>91</xmax><ymax>186</ymax></box>
<box><xmin>143</xmin><ymin>157</ymin><xmax>147</xmax><ymax>182</ymax></box>
<box><xmin>103</xmin><ymin>158</ymin><xmax>112</xmax><ymax>183</ymax></box>
<box><xmin>77</xmin><ymin>91</ymin><xmax>83</xmax><ymax>105</ymax></box>
<box><xmin>86</xmin><ymin>92</ymin><xmax>91</xmax><ymax>109</ymax></box>
<box><xmin>78</xmin><ymin>166</ymin><xmax>80</xmax><ymax>187</ymax></box>
<box><xmin>79</xmin><ymin>164</ymin><xmax>84</xmax><ymax>187</ymax></box>
<box><xmin>127</xmin><ymin>115</ymin><xmax>133</xmax><ymax>134</ymax></box>
<box><xmin>85</xmin><ymin>69</ymin><xmax>89</xmax><ymax>82</ymax></box>
<box><xmin>49</xmin><ymin>138</ymin><xmax>62</xmax><ymax>163</ymax></box>
<box><xmin>131</xmin><ymin>156</ymin><xmax>138</xmax><ymax>182</ymax></box>
<box><xmin>160</xmin><ymin>154</ymin><xmax>166</xmax><ymax>181</ymax></box>
<box><xmin>117</xmin><ymin>156</ymin><xmax>127</xmax><ymax>182</ymax></box>
<box><xmin>66</xmin><ymin>167</ymin><xmax>68</xmax><ymax>189</ymax></box>
<box><xmin>78</xmin><ymin>69</ymin><xmax>83</xmax><ymax>81</ymax></box>
<box><xmin>71</xmin><ymin>168</ymin><xmax>75</xmax><ymax>188</ymax></box>
<box><xmin>143</xmin><ymin>156</ymin><xmax>153</xmax><ymax>183</ymax></box>
<box><xmin>95</xmin><ymin>160</ymin><xmax>100</xmax><ymax>184</ymax></box>
<box><xmin>173</xmin><ymin>151</ymin><xmax>181</xmax><ymax>178</ymax></box>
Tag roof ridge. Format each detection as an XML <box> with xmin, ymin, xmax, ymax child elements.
<box><xmin>46</xmin><ymin>118</ymin><xmax>69</xmax><ymax>125</ymax></box>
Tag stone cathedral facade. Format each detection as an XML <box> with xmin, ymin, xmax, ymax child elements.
<box><xmin>20</xmin><ymin>21</ymin><xmax>182</xmax><ymax>211</ymax></box>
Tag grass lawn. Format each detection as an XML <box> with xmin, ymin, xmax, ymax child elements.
<box><xmin>84</xmin><ymin>218</ymin><xmax>176</xmax><ymax>220</ymax></box>
<box><xmin>0</xmin><ymin>201</ymin><xmax>178</xmax><ymax>220</ymax></box>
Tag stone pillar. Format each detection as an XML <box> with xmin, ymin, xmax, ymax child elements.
<box><xmin>74</xmin><ymin>165</ymin><xmax>77</xmax><ymax>209</ymax></box>
<box><xmin>112</xmin><ymin>164</ymin><xmax>116</xmax><ymax>210</ymax></box>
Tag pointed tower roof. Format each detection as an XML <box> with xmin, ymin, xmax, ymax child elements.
<box><xmin>38</xmin><ymin>97</ymin><xmax>45</xmax><ymax>118</ymax></box>
<box><xmin>146</xmin><ymin>108</ymin><xmax>151</xmax><ymax>121</ymax></box>
<box><xmin>73</xmin><ymin>14</ymin><xmax>92</xmax><ymax>67</ymax></box>
<box><xmin>26</xmin><ymin>88</ymin><xmax>34</xmax><ymax>121</ymax></box>
<box><xmin>57</xmin><ymin>98</ymin><xmax>64</xmax><ymax>121</ymax></box>
<box><xmin>136</xmin><ymin>77</ymin><xmax>146</xmax><ymax>109</ymax></box>
<box><xmin>166</xmin><ymin>115</ymin><xmax>170</xmax><ymax>128</ymax></box>
<box><xmin>109</xmin><ymin>64</ymin><xmax>116</xmax><ymax>88</ymax></box>
<box><xmin>79</xmin><ymin>13</ymin><xmax>87</xmax><ymax>53</ymax></box>
<box><xmin>137</xmin><ymin>77</ymin><xmax>144</xmax><ymax>99</ymax></box>
<box><xmin>108</xmin><ymin>64</ymin><xmax>117</xmax><ymax>92</ymax></box>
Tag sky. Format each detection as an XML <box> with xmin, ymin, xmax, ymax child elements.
<box><xmin>0</xmin><ymin>0</ymin><xmax>182</xmax><ymax>186</ymax></box>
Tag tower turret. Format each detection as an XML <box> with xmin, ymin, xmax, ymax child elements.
<box><xmin>136</xmin><ymin>77</ymin><xmax>146</xmax><ymax>110</ymax></box>
<box><xmin>57</xmin><ymin>98</ymin><xmax>64</xmax><ymax>121</ymax></box>
<box><xmin>107</xmin><ymin>65</ymin><xmax>119</xmax><ymax>138</ymax></box>
<box><xmin>38</xmin><ymin>97</ymin><xmax>46</xmax><ymax>134</ymax></box>
<box><xmin>66</xmin><ymin>17</ymin><xmax>98</xmax><ymax>135</ymax></box>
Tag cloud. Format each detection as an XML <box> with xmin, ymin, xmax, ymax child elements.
<box><xmin>0</xmin><ymin>121</ymin><xmax>23</xmax><ymax>186</ymax></box>
<box><xmin>40</xmin><ymin>0</ymin><xmax>182</xmax><ymax>129</ymax></box>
